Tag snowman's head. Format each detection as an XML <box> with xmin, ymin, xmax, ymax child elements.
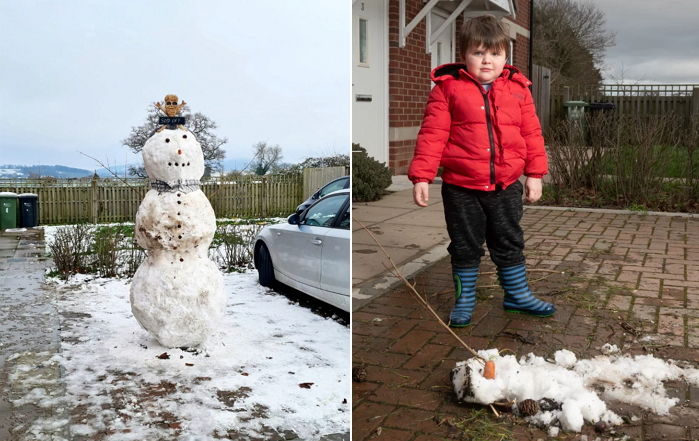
<box><xmin>142</xmin><ymin>128</ymin><xmax>206</xmax><ymax>182</ymax></box>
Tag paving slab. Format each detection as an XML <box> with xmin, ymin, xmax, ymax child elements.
<box><xmin>0</xmin><ymin>228</ymin><xmax>65</xmax><ymax>441</ymax></box>
<box><xmin>353</xmin><ymin>245</ymin><xmax>422</xmax><ymax>284</ymax></box>
<box><xmin>352</xmin><ymin>205</ymin><xmax>414</xmax><ymax>228</ymax></box>
<box><xmin>352</xmin><ymin>224</ymin><xmax>448</xmax><ymax>249</ymax></box>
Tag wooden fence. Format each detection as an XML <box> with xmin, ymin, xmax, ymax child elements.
<box><xmin>550</xmin><ymin>84</ymin><xmax>699</xmax><ymax>125</ymax></box>
<box><xmin>0</xmin><ymin>171</ymin><xmax>328</xmax><ymax>225</ymax></box>
<box><xmin>531</xmin><ymin>65</ymin><xmax>552</xmax><ymax>132</ymax></box>
<box><xmin>302</xmin><ymin>166</ymin><xmax>348</xmax><ymax>199</ymax></box>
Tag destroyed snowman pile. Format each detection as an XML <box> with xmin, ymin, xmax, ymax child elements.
<box><xmin>452</xmin><ymin>345</ymin><xmax>699</xmax><ymax>433</ymax></box>
<box><xmin>130</xmin><ymin>95</ymin><xmax>225</xmax><ymax>348</ymax></box>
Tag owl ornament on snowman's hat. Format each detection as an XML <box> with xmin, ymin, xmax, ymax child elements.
<box><xmin>130</xmin><ymin>94</ymin><xmax>225</xmax><ymax>348</ymax></box>
<box><xmin>155</xmin><ymin>94</ymin><xmax>187</xmax><ymax>131</ymax></box>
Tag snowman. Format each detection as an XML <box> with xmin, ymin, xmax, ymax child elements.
<box><xmin>130</xmin><ymin>95</ymin><xmax>225</xmax><ymax>348</ymax></box>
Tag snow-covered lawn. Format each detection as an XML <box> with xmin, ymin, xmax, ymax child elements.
<box><xmin>16</xmin><ymin>271</ymin><xmax>349</xmax><ymax>440</ymax></box>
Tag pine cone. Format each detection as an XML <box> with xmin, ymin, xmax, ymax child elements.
<box><xmin>352</xmin><ymin>365</ymin><xmax>367</xmax><ymax>382</ymax></box>
<box><xmin>518</xmin><ymin>399</ymin><xmax>539</xmax><ymax>417</ymax></box>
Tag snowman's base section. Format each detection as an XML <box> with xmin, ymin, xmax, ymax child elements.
<box><xmin>130</xmin><ymin>253</ymin><xmax>225</xmax><ymax>348</ymax></box>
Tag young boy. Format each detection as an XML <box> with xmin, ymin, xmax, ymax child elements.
<box><xmin>408</xmin><ymin>15</ymin><xmax>555</xmax><ymax>327</ymax></box>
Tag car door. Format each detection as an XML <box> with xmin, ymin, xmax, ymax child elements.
<box><xmin>320</xmin><ymin>199</ymin><xmax>350</xmax><ymax>297</ymax></box>
<box><xmin>276</xmin><ymin>193</ymin><xmax>347</xmax><ymax>289</ymax></box>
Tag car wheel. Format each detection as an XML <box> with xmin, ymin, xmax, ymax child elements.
<box><xmin>256</xmin><ymin>243</ymin><xmax>275</xmax><ymax>287</ymax></box>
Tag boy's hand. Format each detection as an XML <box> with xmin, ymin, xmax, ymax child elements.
<box><xmin>413</xmin><ymin>182</ymin><xmax>429</xmax><ymax>207</ymax></box>
<box><xmin>525</xmin><ymin>177</ymin><xmax>542</xmax><ymax>203</ymax></box>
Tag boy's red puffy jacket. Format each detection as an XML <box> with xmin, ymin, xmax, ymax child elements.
<box><xmin>408</xmin><ymin>63</ymin><xmax>547</xmax><ymax>191</ymax></box>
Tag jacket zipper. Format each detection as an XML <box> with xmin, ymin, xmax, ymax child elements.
<box><xmin>482</xmin><ymin>91</ymin><xmax>496</xmax><ymax>186</ymax></box>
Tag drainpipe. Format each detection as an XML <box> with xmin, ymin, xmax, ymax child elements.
<box><xmin>528</xmin><ymin>0</ymin><xmax>533</xmax><ymax>81</ymax></box>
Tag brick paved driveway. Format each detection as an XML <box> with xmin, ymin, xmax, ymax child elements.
<box><xmin>353</xmin><ymin>208</ymin><xmax>699</xmax><ymax>441</ymax></box>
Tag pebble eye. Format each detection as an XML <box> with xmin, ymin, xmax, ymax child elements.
<box><xmin>165</xmin><ymin>138</ymin><xmax>170</xmax><ymax>143</ymax></box>
<box><xmin>183</xmin><ymin>134</ymin><xmax>187</xmax><ymax>139</ymax></box>
<box><xmin>175</xmin><ymin>162</ymin><xmax>179</xmax><ymax>166</ymax></box>
<box><xmin>168</xmin><ymin>162</ymin><xmax>172</xmax><ymax>166</ymax></box>
<box><xmin>187</xmin><ymin>162</ymin><xmax>190</xmax><ymax>166</ymax></box>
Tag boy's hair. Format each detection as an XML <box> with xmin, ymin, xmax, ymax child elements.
<box><xmin>459</xmin><ymin>15</ymin><xmax>510</xmax><ymax>58</ymax></box>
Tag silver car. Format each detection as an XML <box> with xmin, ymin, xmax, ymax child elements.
<box><xmin>253</xmin><ymin>189</ymin><xmax>350</xmax><ymax>312</ymax></box>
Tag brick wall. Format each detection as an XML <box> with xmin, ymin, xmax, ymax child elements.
<box><xmin>387</xmin><ymin>0</ymin><xmax>531</xmax><ymax>174</ymax></box>
<box><xmin>513</xmin><ymin>34</ymin><xmax>530</xmax><ymax>76</ymax></box>
<box><xmin>510</xmin><ymin>0</ymin><xmax>532</xmax><ymax>77</ymax></box>
<box><xmin>387</xmin><ymin>0</ymin><xmax>432</xmax><ymax>172</ymax></box>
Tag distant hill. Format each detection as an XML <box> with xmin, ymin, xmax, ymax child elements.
<box><xmin>0</xmin><ymin>158</ymin><xmax>252</xmax><ymax>179</ymax></box>
<box><xmin>0</xmin><ymin>164</ymin><xmax>94</xmax><ymax>179</ymax></box>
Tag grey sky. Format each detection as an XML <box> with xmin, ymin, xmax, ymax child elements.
<box><xmin>588</xmin><ymin>0</ymin><xmax>699</xmax><ymax>84</ymax></box>
<box><xmin>0</xmin><ymin>1</ymin><xmax>349</xmax><ymax>170</ymax></box>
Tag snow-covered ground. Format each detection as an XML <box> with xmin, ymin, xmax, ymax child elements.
<box><xmin>13</xmin><ymin>271</ymin><xmax>349</xmax><ymax>440</ymax></box>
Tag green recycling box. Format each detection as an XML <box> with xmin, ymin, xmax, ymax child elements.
<box><xmin>0</xmin><ymin>192</ymin><xmax>18</xmax><ymax>230</ymax></box>
<box><xmin>563</xmin><ymin>100</ymin><xmax>589</xmax><ymax>121</ymax></box>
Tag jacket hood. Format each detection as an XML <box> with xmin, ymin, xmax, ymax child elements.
<box><xmin>430</xmin><ymin>63</ymin><xmax>531</xmax><ymax>87</ymax></box>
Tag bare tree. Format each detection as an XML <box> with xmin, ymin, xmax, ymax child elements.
<box><xmin>250</xmin><ymin>142</ymin><xmax>283</xmax><ymax>175</ymax></box>
<box><xmin>277</xmin><ymin>153</ymin><xmax>350</xmax><ymax>174</ymax></box>
<box><xmin>122</xmin><ymin>104</ymin><xmax>227</xmax><ymax>177</ymax></box>
<box><xmin>533</xmin><ymin>0</ymin><xmax>615</xmax><ymax>87</ymax></box>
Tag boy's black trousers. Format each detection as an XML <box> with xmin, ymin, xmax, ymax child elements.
<box><xmin>441</xmin><ymin>181</ymin><xmax>525</xmax><ymax>268</ymax></box>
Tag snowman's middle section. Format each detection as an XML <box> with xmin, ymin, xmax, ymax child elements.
<box><xmin>135</xmin><ymin>190</ymin><xmax>215</xmax><ymax>254</ymax></box>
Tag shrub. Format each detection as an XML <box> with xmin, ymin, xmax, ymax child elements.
<box><xmin>352</xmin><ymin>144</ymin><xmax>392</xmax><ymax>202</ymax></box>
<box><xmin>91</xmin><ymin>228</ymin><xmax>120</xmax><ymax>278</ymax></box>
<box><xmin>123</xmin><ymin>236</ymin><xmax>146</xmax><ymax>277</ymax></box>
<box><xmin>542</xmin><ymin>113</ymin><xmax>699</xmax><ymax>211</ymax></box>
<box><xmin>48</xmin><ymin>224</ymin><xmax>93</xmax><ymax>279</ymax></box>
<box><xmin>209</xmin><ymin>223</ymin><xmax>264</xmax><ymax>272</ymax></box>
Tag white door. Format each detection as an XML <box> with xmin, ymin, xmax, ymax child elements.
<box><xmin>430</xmin><ymin>9</ymin><xmax>455</xmax><ymax>70</ymax></box>
<box><xmin>352</xmin><ymin>0</ymin><xmax>388</xmax><ymax>165</ymax></box>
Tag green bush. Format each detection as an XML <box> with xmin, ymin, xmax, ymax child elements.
<box><xmin>352</xmin><ymin>144</ymin><xmax>392</xmax><ymax>202</ymax></box>
<box><xmin>90</xmin><ymin>224</ymin><xmax>145</xmax><ymax>278</ymax></box>
<box><xmin>91</xmin><ymin>226</ymin><xmax>122</xmax><ymax>278</ymax></box>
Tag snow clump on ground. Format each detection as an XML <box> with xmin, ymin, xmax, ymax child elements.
<box><xmin>452</xmin><ymin>347</ymin><xmax>699</xmax><ymax>432</ymax></box>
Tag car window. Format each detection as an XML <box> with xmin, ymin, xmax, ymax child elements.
<box><xmin>337</xmin><ymin>207</ymin><xmax>350</xmax><ymax>230</ymax></box>
<box><xmin>303</xmin><ymin>194</ymin><xmax>348</xmax><ymax>228</ymax></box>
<box><xmin>319</xmin><ymin>177</ymin><xmax>348</xmax><ymax>198</ymax></box>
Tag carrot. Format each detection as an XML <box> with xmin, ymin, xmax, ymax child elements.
<box><xmin>483</xmin><ymin>360</ymin><xmax>496</xmax><ymax>379</ymax></box>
